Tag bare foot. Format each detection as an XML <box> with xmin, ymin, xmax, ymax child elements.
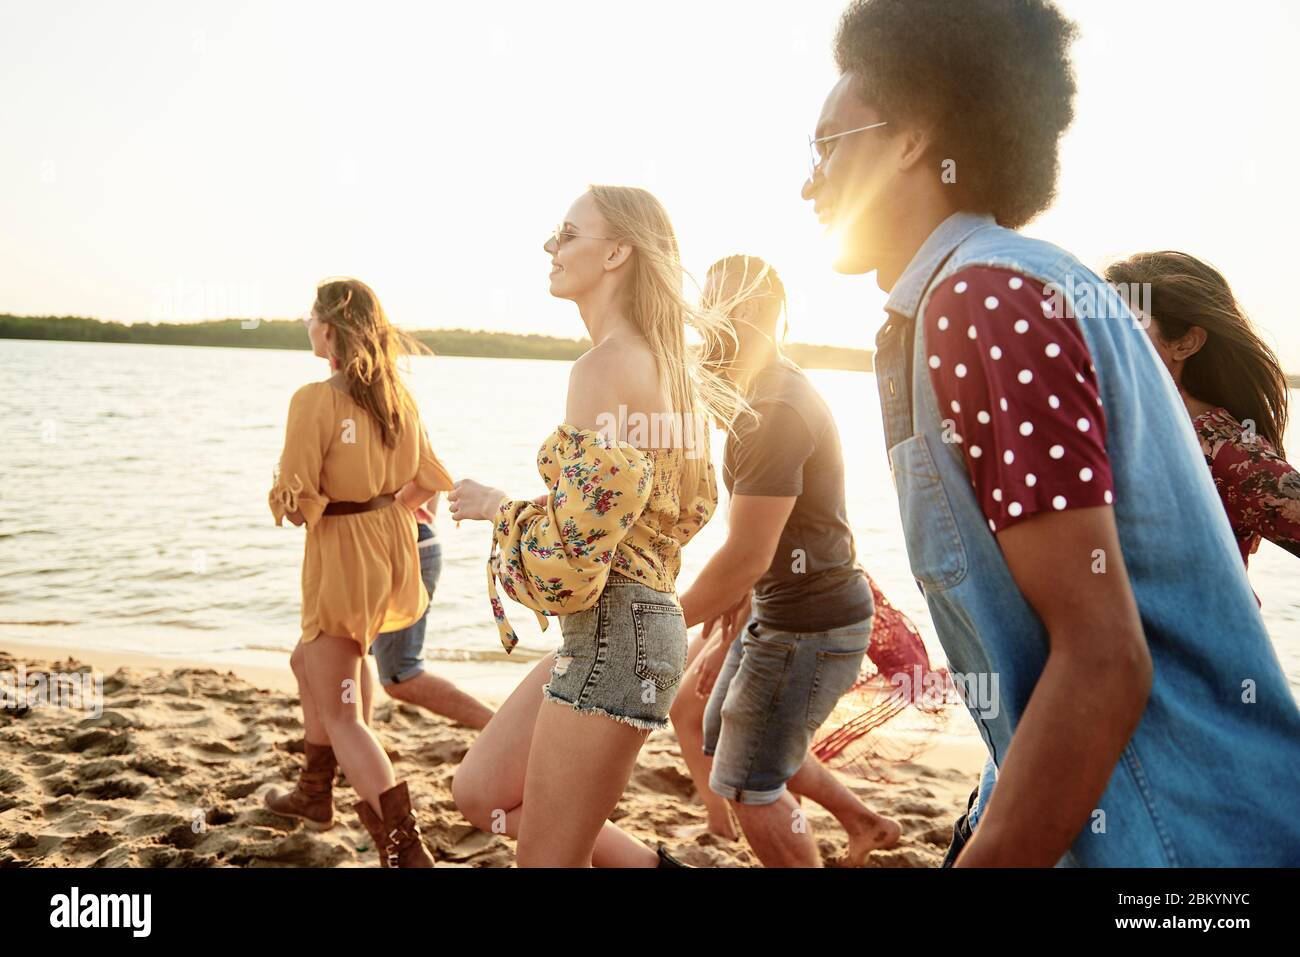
<box><xmin>832</xmin><ymin>816</ymin><xmax>901</xmax><ymax>867</ymax></box>
<box><xmin>708</xmin><ymin>807</ymin><xmax>741</xmax><ymax>842</ymax></box>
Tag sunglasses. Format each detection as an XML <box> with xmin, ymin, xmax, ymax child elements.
<box><xmin>549</xmin><ymin>224</ymin><xmax>615</xmax><ymax>248</ymax></box>
<box><xmin>808</xmin><ymin>120</ymin><xmax>889</xmax><ymax>180</ymax></box>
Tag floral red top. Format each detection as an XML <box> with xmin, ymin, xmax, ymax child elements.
<box><xmin>1192</xmin><ymin>407</ymin><xmax>1300</xmax><ymax>565</ymax></box>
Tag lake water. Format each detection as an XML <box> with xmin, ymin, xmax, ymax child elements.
<box><xmin>2</xmin><ymin>338</ymin><xmax>1297</xmax><ymax>694</ymax></box>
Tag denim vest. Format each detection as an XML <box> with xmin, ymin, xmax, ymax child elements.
<box><xmin>874</xmin><ymin>210</ymin><xmax>1300</xmax><ymax>866</ymax></box>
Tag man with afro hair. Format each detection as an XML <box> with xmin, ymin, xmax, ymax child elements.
<box><xmin>803</xmin><ymin>0</ymin><xmax>1300</xmax><ymax>867</ymax></box>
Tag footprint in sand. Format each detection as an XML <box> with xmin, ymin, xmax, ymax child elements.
<box><xmin>129</xmin><ymin>753</ymin><xmax>190</xmax><ymax>781</ymax></box>
<box><xmin>89</xmin><ymin>845</ymin><xmax>135</xmax><ymax>867</ymax></box>
<box><xmin>862</xmin><ymin>845</ymin><xmax>939</xmax><ymax>868</ymax></box>
<box><xmin>889</xmin><ymin>798</ymin><xmax>950</xmax><ymax>818</ymax></box>
<box><xmin>630</xmin><ymin>761</ymin><xmax>697</xmax><ymax>801</ymax></box>
<box><xmin>0</xmin><ymin>767</ymin><xmax>25</xmax><ymax>794</ymax></box>
<box><xmin>62</xmin><ymin>829</ymin><xmax>117</xmax><ymax>855</ymax></box>
<box><xmin>412</xmin><ymin>735</ymin><xmax>469</xmax><ymax>766</ymax></box>
<box><xmin>65</xmin><ymin>727</ymin><xmax>132</xmax><ymax>757</ymax></box>
<box><xmin>226</xmin><ymin>830</ymin><xmax>351</xmax><ymax>867</ymax></box>
<box><xmin>78</xmin><ymin>709</ymin><xmax>139</xmax><ymax>730</ymax></box>
<box><xmin>77</xmin><ymin>777</ymin><xmax>149</xmax><ymax>800</ymax></box>
<box><xmin>166</xmin><ymin>700</ymin><xmax>206</xmax><ymax>712</ymax></box>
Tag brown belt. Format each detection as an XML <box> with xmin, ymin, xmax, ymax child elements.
<box><xmin>323</xmin><ymin>493</ymin><xmax>395</xmax><ymax>516</ymax></box>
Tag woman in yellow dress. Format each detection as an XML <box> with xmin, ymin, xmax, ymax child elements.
<box><xmin>448</xmin><ymin>186</ymin><xmax>757</xmax><ymax>867</ymax></box>
<box><xmin>267</xmin><ymin>277</ymin><xmax>455</xmax><ymax>867</ymax></box>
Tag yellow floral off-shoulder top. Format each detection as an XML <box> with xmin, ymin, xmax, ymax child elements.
<box><xmin>486</xmin><ymin>423</ymin><xmax>718</xmax><ymax>652</ymax></box>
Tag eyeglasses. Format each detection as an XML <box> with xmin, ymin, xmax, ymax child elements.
<box><xmin>548</xmin><ymin>224</ymin><xmax>615</xmax><ymax>248</ymax></box>
<box><xmin>808</xmin><ymin>120</ymin><xmax>889</xmax><ymax>180</ymax></box>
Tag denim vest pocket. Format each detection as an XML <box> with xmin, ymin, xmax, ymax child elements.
<box><xmin>888</xmin><ymin>433</ymin><xmax>968</xmax><ymax>591</ymax></box>
<box><xmin>631</xmin><ymin>601</ymin><xmax>687</xmax><ymax>690</ymax></box>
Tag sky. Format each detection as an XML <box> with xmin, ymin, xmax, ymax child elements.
<box><xmin>2</xmin><ymin>0</ymin><xmax>1298</xmax><ymax>369</ymax></box>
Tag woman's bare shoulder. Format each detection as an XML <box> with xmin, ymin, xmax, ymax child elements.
<box><xmin>566</xmin><ymin>339</ymin><xmax>666</xmax><ymax>436</ymax></box>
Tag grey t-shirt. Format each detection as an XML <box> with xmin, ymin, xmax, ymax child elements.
<box><xmin>722</xmin><ymin>355</ymin><xmax>873</xmax><ymax>633</ymax></box>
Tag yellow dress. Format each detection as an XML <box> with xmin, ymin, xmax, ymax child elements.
<box><xmin>268</xmin><ymin>380</ymin><xmax>455</xmax><ymax>650</ymax></box>
<box><xmin>487</xmin><ymin>423</ymin><xmax>718</xmax><ymax>652</ymax></box>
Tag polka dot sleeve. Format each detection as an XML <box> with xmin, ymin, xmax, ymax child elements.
<box><xmin>923</xmin><ymin>266</ymin><xmax>1115</xmax><ymax>533</ymax></box>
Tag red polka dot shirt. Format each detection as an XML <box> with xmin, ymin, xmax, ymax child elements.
<box><xmin>923</xmin><ymin>266</ymin><xmax>1115</xmax><ymax>533</ymax></box>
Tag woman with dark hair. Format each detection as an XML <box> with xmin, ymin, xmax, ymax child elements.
<box><xmin>1106</xmin><ymin>252</ymin><xmax>1299</xmax><ymax>566</ymax></box>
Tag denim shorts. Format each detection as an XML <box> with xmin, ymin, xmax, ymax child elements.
<box><xmin>542</xmin><ymin>573</ymin><xmax>687</xmax><ymax>732</ymax></box>
<box><xmin>702</xmin><ymin>615</ymin><xmax>871</xmax><ymax>805</ymax></box>
<box><xmin>369</xmin><ymin>523</ymin><xmax>441</xmax><ymax>685</ymax></box>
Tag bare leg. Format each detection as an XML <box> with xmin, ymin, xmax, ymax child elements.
<box><xmin>360</xmin><ymin>654</ymin><xmax>375</xmax><ymax>726</ymax></box>
<box><xmin>669</xmin><ymin>632</ymin><xmax>738</xmax><ymax>840</ymax></box>
<box><xmin>731</xmin><ymin>792</ymin><xmax>822</xmax><ymax>867</ymax></box>
<box><xmin>290</xmin><ymin>642</ymin><xmax>329</xmax><ymax>746</ymax></box>
<box><xmin>385</xmin><ymin>671</ymin><xmax>495</xmax><ymax>730</ymax></box>
<box><xmin>451</xmin><ymin>652</ymin><xmax>657</xmax><ymax>867</ymax></box>
<box><xmin>787</xmin><ymin>754</ymin><xmax>900</xmax><ymax>865</ymax></box>
<box><xmin>300</xmin><ymin>632</ymin><xmax>396</xmax><ymax>813</ymax></box>
<box><xmin>515</xmin><ymin>698</ymin><xmax>651</xmax><ymax>867</ymax></box>
<box><xmin>667</xmin><ymin>631</ymin><xmax>896</xmax><ymax>865</ymax></box>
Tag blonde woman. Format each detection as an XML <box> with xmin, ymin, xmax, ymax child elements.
<box><xmin>449</xmin><ymin>186</ymin><xmax>751</xmax><ymax>867</ymax></box>
<box><xmin>267</xmin><ymin>277</ymin><xmax>455</xmax><ymax>867</ymax></box>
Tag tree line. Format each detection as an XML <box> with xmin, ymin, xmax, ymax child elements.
<box><xmin>0</xmin><ymin>314</ymin><xmax>883</xmax><ymax>372</ymax></box>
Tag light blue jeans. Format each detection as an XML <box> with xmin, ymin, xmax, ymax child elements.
<box><xmin>701</xmin><ymin>616</ymin><xmax>871</xmax><ymax>805</ymax></box>
<box><xmin>368</xmin><ymin>523</ymin><xmax>441</xmax><ymax>685</ymax></box>
<box><xmin>544</xmin><ymin>573</ymin><xmax>688</xmax><ymax>732</ymax></box>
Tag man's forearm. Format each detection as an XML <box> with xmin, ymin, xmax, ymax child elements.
<box><xmin>680</xmin><ymin>545</ymin><xmax>765</xmax><ymax>628</ymax></box>
<box><xmin>956</xmin><ymin>635</ymin><xmax>1151</xmax><ymax>866</ymax></box>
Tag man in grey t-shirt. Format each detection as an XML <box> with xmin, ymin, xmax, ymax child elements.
<box><xmin>722</xmin><ymin>354</ymin><xmax>873</xmax><ymax>630</ymax></box>
<box><xmin>674</xmin><ymin>255</ymin><xmax>898</xmax><ymax>867</ymax></box>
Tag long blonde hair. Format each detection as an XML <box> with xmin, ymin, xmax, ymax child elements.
<box><xmin>314</xmin><ymin>277</ymin><xmax>430</xmax><ymax>448</ymax></box>
<box><xmin>587</xmin><ymin>185</ymin><xmax>762</xmax><ymax>497</ymax></box>
<box><xmin>706</xmin><ymin>253</ymin><xmax>787</xmax><ymax>326</ymax></box>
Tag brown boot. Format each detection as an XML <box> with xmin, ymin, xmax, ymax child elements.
<box><xmin>264</xmin><ymin>742</ymin><xmax>337</xmax><ymax>830</ymax></box>
<box><xmin>353</xmin><ymin>781</ymin><xmax>435</xmax><ymax>867</ymax></box>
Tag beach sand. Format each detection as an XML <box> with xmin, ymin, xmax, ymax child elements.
<box><xmin>0</xmin><ymin>638</ymin><xmax>985</xmax><ymax>868</ymax></box>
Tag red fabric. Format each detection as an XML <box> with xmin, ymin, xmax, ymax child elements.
<box><xmin>1194</xmin><ymin>406</ymin><xmax>1300</xmax><ymax>565</ymax></box>
<box><xmin>860</xmin><ymin>574</ymin><xmax>939</xmax><ymax>706</ymax></box>
<box><xmin>923</xmin><ymin>266</ymin><xmax>1115</xmax><ymax>533</ymax></box>
<box><xmin>811</xmin><ymin>572</ymin><xmax>949</xmax><ymax>777</ymax></box>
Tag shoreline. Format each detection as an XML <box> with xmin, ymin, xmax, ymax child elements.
<box><xmin>0</xmin><ymin>634</ymin><xmax>529</xmax><ymax>706</ymax></box>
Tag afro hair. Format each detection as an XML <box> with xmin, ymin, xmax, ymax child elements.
<box><xmin>834</xmin><ymin>0</ymin><xmax>1079</xmax><ymax>228</ymax></box>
